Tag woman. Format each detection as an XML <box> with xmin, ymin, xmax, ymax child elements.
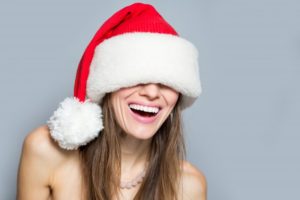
<box><xmin>17</xmin><ymin>3</ymin><xmax>207</xmax><ymax>200</ymax></box>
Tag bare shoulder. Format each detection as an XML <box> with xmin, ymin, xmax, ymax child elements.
<box><xmin>180</xmin><ymin>161</ymin><xmax>207</xmax><ymax>200</ymax></box>
<box><xmin>22</xmin><ymin>125</ymin><xmax>72</xmax><ymax>164</ymax></box>
<box><xmin>18</xmin><ymin>125</ymin><xmax>80</xmax><ymax>199</ymax></box>
<box><xmin>23</xmin><ymin>125</ymin><xmax>55</xmax><ymax>154</ymax></box>
<box><xmin>19</xmin><ymin>125</ymin><xmax>77</xmax><ymax>183</ymax></box>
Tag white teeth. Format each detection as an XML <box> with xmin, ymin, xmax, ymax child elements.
<box><xmin>129</xmin><ymin>104</ymin><xmax>159</xmax><ymax>114</ymax></box>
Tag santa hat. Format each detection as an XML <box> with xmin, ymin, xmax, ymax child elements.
<box><xmin>47</xmin><ymin>3</ymin><xmax>202</xmax><ymax>150</ymax></box>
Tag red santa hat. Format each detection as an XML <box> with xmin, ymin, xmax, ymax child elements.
<box><xmin>47</xmin><ymin>3</ymin><xmax>202</xmax><ymax>150</ymax></box>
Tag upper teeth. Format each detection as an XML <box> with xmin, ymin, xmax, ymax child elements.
<box><xmin>129</xmin><ymin>104</ymin><xmax>159</xmax><ymax>114</ymax></box>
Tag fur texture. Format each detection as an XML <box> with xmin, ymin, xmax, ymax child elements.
<box><xmin>47</xmin><ymin>97</ymin><xmax>103</xmax><ymax>150</ymax></box>
<box><xmin>87</xmin><ymin>32</ymin><xmax>202</xmax><ymax>109</ymax></box>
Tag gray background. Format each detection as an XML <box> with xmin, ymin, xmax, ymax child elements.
<box><xmin>0</xmin><ymin>0</ymin><xmax>299</xmax><ymax>199</ymax></box>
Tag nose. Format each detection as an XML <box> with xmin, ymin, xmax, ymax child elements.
<box><xmin>138</xmin><ymin>83</ymin><xmax>161</xmax><ymax>100</ymax></box>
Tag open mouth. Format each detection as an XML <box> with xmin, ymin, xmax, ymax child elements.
<box><xmin>130</xmin><ymin>109</ymin><xmax>157</xmax><ymax>117</ymax></box>
<box><xmin>128</xmin><ymin>104</ymin><xmax>160</xmax><ymax>118</ymax></box>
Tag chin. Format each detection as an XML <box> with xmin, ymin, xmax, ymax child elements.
<box><xmin>124</xmin><ymin>127</ymin><xmax>159</xmax><ymax>140</ymax></box>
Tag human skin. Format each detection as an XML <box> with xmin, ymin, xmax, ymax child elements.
<box><xmin>111</xmin><ymin>83</ymin><xmax>179</xmax><ymax>140</ymax></box>
<box><xmin>17</xmin><ymin>83</ymin><xmax>207</xmax><ymax>200</ymax></box>
<box><xmin>111</xmin><ymin>83</ymin><xmax>179</xmax><ymax>198</ymax></box>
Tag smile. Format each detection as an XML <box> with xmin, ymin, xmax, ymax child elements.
<box><xmin>129</xmin><ymin>103</ymin><xmax>159</xmax><ymax>114</ymax></box>
<box><xmin>128</xmin><ymin>103</ymin><xmax>161</xmax><ymax>123</ymax></box>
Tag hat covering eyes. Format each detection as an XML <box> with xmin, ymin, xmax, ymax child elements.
<box><xmin>47</xmin><ymin>3</ymin><xmax>202</xmax><ymax>150</ymax></box>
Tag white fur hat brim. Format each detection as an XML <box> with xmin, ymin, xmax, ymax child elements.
<box><xmin>87</xmin><ymin>32</ymin><xmax>202</xmax><ymax>108</ymax></box>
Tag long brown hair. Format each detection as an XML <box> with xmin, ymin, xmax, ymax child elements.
<box><xmin>79</xmin><ymin>93</ymin><xmax>185</xmax><ymax>200</ymax></box>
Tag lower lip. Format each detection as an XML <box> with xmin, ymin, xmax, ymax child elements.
<box><xmin>128</xmin><ymin>107</ymin><xmax>160</xmax><ymax>124</ymax></box>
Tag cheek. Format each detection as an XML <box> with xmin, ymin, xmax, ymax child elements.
<box><xmin>159</xmin><ymin>93</ymin><xmax>179</xmax><ymax>122</ymax></box>
<box><xmin>112</xmin><ymin>100</ymin><xmax>126</xmax><ymax>126</ymax></box>
<box><xmin>167</xmin><ymin>91</ymin><xmax>180</xmax><ymax>106</ymax></box>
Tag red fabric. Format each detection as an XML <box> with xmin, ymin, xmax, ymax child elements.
<box><xmin>74</xmin><ymin>3</ymin><xmax>178</xmax><ymax>102</ymax></box>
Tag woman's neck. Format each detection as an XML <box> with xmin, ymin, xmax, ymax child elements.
<box><xmin>120</xmin><ymin>135</ymin><xmax>151</xmax><ymax>179</ymax></box>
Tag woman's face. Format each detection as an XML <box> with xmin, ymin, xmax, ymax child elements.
<box><xmin>111</xmin><ymin>83</ymin><xmax>179</xmax><ymax>140</ymax></box>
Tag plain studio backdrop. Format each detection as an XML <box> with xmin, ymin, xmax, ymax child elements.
<box><xmin>0</xmin><ymin>0</ymin><xmax>299</xmax><ymax>199</ymax></box>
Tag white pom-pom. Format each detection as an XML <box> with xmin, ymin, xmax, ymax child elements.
<box><xmin>47</xmin><ymin>97</ymin><xmax>103</xmax><ymax>150</ymax></box>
